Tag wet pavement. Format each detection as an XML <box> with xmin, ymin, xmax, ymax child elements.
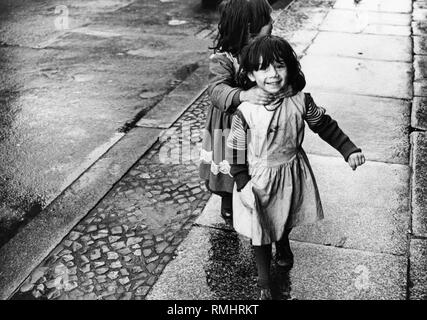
<box><xmin>0</xmin><ymin>0</ymin><xmax>217</xmax><ymax>247</ymax></box>
<box><xmin>1</xmin><ymin>0</ymin><xmax>427</xmax><ymax>301</ymax></box>
<box><xmin>12</xmin><ymin>92</ymin><xmax>211</xmax><ymax>300</ymax></box>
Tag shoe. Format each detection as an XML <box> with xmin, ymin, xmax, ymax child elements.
<box><xmin>276</xmin><ymin>254</ymin><xmax>294</xmax><ymax>269</ymax></box>
<box><xmin>259</xmin><ymin>288</ymin><xmax>272</xmax><ymax>300</ymax></box>
<box><xmin>275</xmin><ymin>241</ymin><xmax>294</xmax><ymax>268</ymax></box>
<box><xmin>220</xmin><ymin>208</ymin><xmax>232</xmax><ymax>220</ymax></box>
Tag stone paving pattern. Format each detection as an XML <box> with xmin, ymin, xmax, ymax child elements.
<box><xmin>12</xmin><ymin>93</ymin><xmax>211</xmax><ymax>300</ymax></box>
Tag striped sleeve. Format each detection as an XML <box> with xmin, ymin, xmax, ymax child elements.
<box><xmin>226</xmin><ymin>109</ymin><xmax>251</xmax><ymax>191</ymax></box>
<box><xmin>227</xmin><ymin>110</ymin><xmax>247</xmax><ymax>151</ymax></box>
<box><xmin>304</xmin><ymin>92</ymin><xmax>326</xmax><ymax>128</ymax></box>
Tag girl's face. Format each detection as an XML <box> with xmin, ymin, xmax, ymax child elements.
<box><xmin>248</xmin><ymin>60</ymin><xmax>287</xmax><ymax>94</ymax></box>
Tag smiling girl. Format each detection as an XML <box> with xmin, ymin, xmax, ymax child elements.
<box><xmin>227</xmin><ymin>35</ymin><xmax>365</xmax><ymax>299</ymax></box>
<box><xmin>199</xmin><ymin>0</ymin><xmax>305</xmax><ymax>223</ymax></box>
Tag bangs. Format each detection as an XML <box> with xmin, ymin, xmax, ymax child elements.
<box><xmin>242</xmin><ymin>36</ymin><xmax>291</xmax><ymax>72</ymax></box>
<box><xmin>248</xmin><ymin>0</ymin><xmax>272</xmax><ymax>34</ymax></box>
<box><xmin>240</xmin><ymin>35</ymin><xmax>306</xmax><ymax>91</ymax></box>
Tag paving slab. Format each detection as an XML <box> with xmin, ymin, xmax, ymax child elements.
<box><xmin>409</xmin><ymin>239</ymin><xmax>427</xmax><ymax>300</ymax></box>
<box><xmin>320</xmin><ymin>10</ymin><xmax>411</xmax><ymax>36</ymax></box>
<box><xmin>414</xmin><ymin>80</ymin><xmax>427</xmax><ymax>97</ymax></box>
<box><xmin>413</xmin><ymin>8</ymin><xmax>427</xmax><ymax>21</ymax></box>
<box><xmin>195</xmin><ymin>195</ymin><xmax>233</xmax><ymax>232</ymax></box>
<box><xmin>302</xmin><ymin>92</ymin><xmax>410</xmax><ymax>165</ymax></box>
<box><xmin>0</xmin><ymin>127</ymin><xmax>161</xmax><ymax>300</ymax></box>
<box><xmin>136</xmin><ymin>65</ymin><xmax>208</xmax><ymax>129</ymax></box>
<box><xmin>147</xmin><ymin>225</ymin><xmax>407</xmax><ymax>300</ymax></box>
<box><xmin>290</xmin><ymin>155</ymin><xmax>410</xmax><ymax>256</ymax></box>
<box><xmin>285</xmin><ymin>30</ymin><xmax>319</xmax><ymax>56</ymax></box>
<box><xmin>412</xmin><ymin>20</ymin><xmax>427</xmax><ymax>36</ymax></box>
<box><xmin>307</xmin><ymin>32</ymin><xmax>412</xmax><ymax>62</ymax></box>
<box><xmin>273</xmin><ymin>6</ymin><xmax>330</xmax><ymax>37</ymax></box>
<box><xmin>301</xmin><ymin>55</ymin><xmax>412</xmax><ymax>99</ymax></box>
<box><xmin>414</xmin><ymin>0</ymin><xmax>427</xmax><ymax>10</ymax></box>
<box><xmin>414</xmin><ymin>36</ymin><xmax>427</xmax><ymax>55</ymax></box>
<box><xmin>411</xmin><ymin>132</ymin><xmax>427</xmax><ymax>238</ymax></box>
<box><xmin>412</xmin><ymin>97</ymin><xmax>427</xmax><ymax>131</ymax></box>
<box><xmin>414</xmin><ymin>55</ymin><xmax>427</xmax><ymax>82</ymax></box>
<box><xmin>333</xmin><ymin>0</ymin><xmax>412</xmax><ymax>13</ymax></box>
<box><xmin>289</xmin><ymin>241</ymin><xmax>407</xmax><ymax>300</ymax></box>
<box><xmin>288</xmin><ymin>30</ymin><xmax>319</xmax><ymax>46</ymax></box>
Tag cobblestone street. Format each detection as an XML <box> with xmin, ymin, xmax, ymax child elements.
<box><xmin>13</xmin><ymin>94</ymin><xmax>212</xmax><ymax>300</ymax></box>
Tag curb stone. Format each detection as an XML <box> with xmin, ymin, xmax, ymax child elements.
<box><xmin>411</xmin><ymin>97</ymin><xmax>427</xmax><ymax>130</ymax></box>
<box><xmin>411</xmin><ymin>132</ymin><xmax>427</xmax><ymax>238</ymax></box>
<box><xmin>0</xmin><ymin>127</ymin><xmax>162</xmax><ymax>300</ymax></box>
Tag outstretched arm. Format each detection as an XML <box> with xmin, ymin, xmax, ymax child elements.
<box><xmin>304</xmin><ymin>93</ymin><xmax>365</xmax><ymax>170</ymax></box>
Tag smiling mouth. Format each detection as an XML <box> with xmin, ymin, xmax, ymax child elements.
<box><xmin>266</xmin><ymin>80</ymin><xmax>281</xmax><ymax>85</ymax></box>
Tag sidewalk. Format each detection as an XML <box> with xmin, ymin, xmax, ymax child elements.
<box><xmin>5</xmin><ymin>0</ymin><xmax>427</xmax><ymax>300</ymax></box>
<box><xmin>149</xmin><ymin>0</ymin><xmax>426</xmax><ymax>300</ymax></box>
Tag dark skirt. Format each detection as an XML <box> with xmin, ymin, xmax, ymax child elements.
<box><xmin>199</xmin><ymin>104</ymin><xmax>234</xmax><ymax>195</ymax></box>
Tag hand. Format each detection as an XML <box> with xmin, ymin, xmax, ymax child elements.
<box><xmin>239</xmin><ymin>180</ymin><xmax>255</xmax><ymax>209</ymax></box>
<box><xmin>347</xmin><ymin>152</ymin><xmax>365</xmax><ymax>171</ymax></box>
<box><xmin>240</xmin><ymin>87</ymin><xmax>275</xmax><ymax>105</ymax></box>
<box><xmin>273</xmin><ymin>85</ymin><xmax>295</xmax><ymax>100</ymax></box>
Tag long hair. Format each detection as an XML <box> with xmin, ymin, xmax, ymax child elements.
<box><xmin>239</xmin><ymin>35</ymin><xmax>306</xmax><ymax>91</ymax></box>
<box><xmin>211</xmin><ymin>0</ymin><xmax>272</xmax><ymax>56</ymax></box>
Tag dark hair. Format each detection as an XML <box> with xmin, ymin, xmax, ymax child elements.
<box><xmin>239</xmin><ymin>35</ymin><xmax>306</xmax><ymax>91</ymax></box>
<box><xmin>211</xmin><ymin>0</ymin><xmax>272</xmax><ymax>56</ymax></box>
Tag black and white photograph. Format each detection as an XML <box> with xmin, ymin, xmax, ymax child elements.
<box><xmin>0</xmin><ymin>0</ymin><xmax>426</xmax><ymax>308</ymax></box>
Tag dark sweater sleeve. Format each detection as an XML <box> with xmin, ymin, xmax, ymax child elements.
<box><xmin>208</xmin><ymin>53</ymin><xmax>243</xmax><ymax>115</ymax></box>
<box><xmin>304</xmin><ymin>93</ymin><xmax>361</xmax><ymax>161</ymax></box>
<box><xmin>226</xmin><ymin>109</ymin><xmax>251</xmax><ymax>191</ymax></box>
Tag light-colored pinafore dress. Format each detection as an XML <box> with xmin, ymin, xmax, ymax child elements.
<box><xmin>230</xmin><ymin>92</ymin><xmax>324</xmax><ymax>245</ymax></box>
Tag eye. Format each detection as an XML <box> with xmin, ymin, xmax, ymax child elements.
<box><xmin>275</xmin><ymin>64</ymin><xmax>287</xmax><ymax>70</ymax></box>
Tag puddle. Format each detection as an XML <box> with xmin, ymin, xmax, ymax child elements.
<box><xmin>168</xmin><ymin>19</ymin><xmax>188</xmax><ymax>26</ymax></box>
<box><xmin>204</xmin><ymin>230</ymin><xmax>259</xmax><ymax>299</ymax></box>
<box><xmin>204</xmin><ymin>229</ymin><xmax>294</xmax><ymax>299</ymax></box>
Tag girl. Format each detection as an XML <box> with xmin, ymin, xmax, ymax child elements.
<box><xmin>227</xmin><ymin>35</ymin><xmax>365</xmax><ymax>299</ymax></box>
<box><xmin>199</xmin><ymin>0</ymin><xmax>306</xmax><ymax>222</ymax></box>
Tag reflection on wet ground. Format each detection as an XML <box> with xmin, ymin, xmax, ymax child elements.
<box><xmin>205</xmin><ymin>229</ymin><xmax>293</xmax><ymax>300</ymax></box>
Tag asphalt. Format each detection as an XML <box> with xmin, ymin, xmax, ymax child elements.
<box><xmin>0</xmin><ymin>0</ymin><xmax>216</xmax><ymax>248</ymax></box>
<box><xmin>1</xmin><ymin>0</ymin><xmax>426</xmax><ymax>300</ymax></box>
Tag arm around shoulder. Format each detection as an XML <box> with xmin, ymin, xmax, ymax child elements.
<box><xmin>208</xmin><ymin>53</ymin><xmax>242</xmax><ymax>114</ymax></box>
